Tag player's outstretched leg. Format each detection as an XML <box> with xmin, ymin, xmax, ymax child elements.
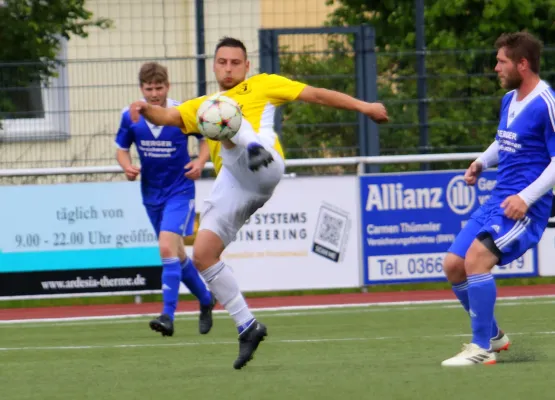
<box><xmin>246</xmin><ymin>143</ymin><xmax>274</xmax><ymax>172</ymax></box>
<box><xmin>229</xmin><ymin>119</ymin><xmax>274</xmax><ymax>171</ymax></box>
<box><xmin>194</xmin><ymin>231</ymin><xmax>267</xmax><ymax>370</ymax></box>
<box><xmin>180</xmin><ymin>257</ymin><xmax>216</xmax><ymax>334</ymax></box>
<box><xmin>201</xmin><ymin>260</ymin><xmax>267</xmax><ymax>369</ymax></box>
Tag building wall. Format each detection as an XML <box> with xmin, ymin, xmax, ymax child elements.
<box><xmin>1</xmin><ymin>0</ymin><xmax>334</xmax><ymax>173</ymax></box>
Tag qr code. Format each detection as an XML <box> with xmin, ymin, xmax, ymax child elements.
<box><xmin>317</xmin><ymin>213</ymin><xmax>344</xmax><ymax>247</ymax></box>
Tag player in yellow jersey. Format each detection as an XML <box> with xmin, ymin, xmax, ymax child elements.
<box><xmin>129</xmin><ymin>37</ymin><xmax>388</xmax><ymax>369</ymax></box>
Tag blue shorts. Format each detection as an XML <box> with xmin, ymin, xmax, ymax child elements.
<box><xmin>145</xmin><ymin>193</ymin><xmax>196</xmax><ymax>237</ymax></box>
<box><xmin>448</xmin><ymin>200</ymin><xmax>546</xmax><ymax>265</ymax></box>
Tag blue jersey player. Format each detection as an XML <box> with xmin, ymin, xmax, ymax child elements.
<box><xmin>115</xmin><ymin>62</ymin><xmax>215</xmax><ymax>337</ymax></box>
<box><xmin>441</xmin><ymin>32</ymin><xmax>555</xmax><ymax>366</ymax></box>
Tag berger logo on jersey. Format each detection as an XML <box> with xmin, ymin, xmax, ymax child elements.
<box><xmin>446</xmin><ymin>175</ymin><xmax>476</xmax><ymax>215</ymax></box>
<box><xmin>497</xmin><ymin>129</ymin><xmax>520</xmax><ymax>153</ymax></box>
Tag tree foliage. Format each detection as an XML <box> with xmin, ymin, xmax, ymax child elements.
<box><xmin>0</xmin><ymin>0</ymin><xmax>112</xmax><ymax>119</ymax></box>
<box><xmin>279</xmin><ymin>0</ymin><xmax>555</xmax><ymax>171</ymax></box>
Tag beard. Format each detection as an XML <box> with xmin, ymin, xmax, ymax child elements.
<box><xmin>219</xmin><ymin>82</ymin><xmax>235</xmax><ymax>90</ymax></box>
<box><xmin>501</xmin><ymin>70</ymin><xmax>523</xmax><ymax>90</ymax></box>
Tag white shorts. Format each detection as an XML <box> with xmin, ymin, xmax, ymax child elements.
<box><xmin>199</xmin><ymin>144</ymin><xmax>285</xmax><ymax>247</ymax></box>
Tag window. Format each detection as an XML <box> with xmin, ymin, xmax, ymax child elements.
<box><xmin>0</xmin><ymin>40</ymin><xmax>69</xmax><ymax>141</ymax></box>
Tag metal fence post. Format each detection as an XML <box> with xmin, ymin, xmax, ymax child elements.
<box><xmin>258</xmin><ymin>29</ymin><xmax>274</xmax><ymax>75</ymax></box>
<box><xmin>195</xmin><ymin>0</ymin><xmax>206</xmax><ymax>97</ymax></box>
<box><xmin>361</xmin><ymin>25</ymin><xmax>380</xmax><ymax>173</ymax></box>
<box><xmin>415</xmin><ymin>0</ymin><xmax>430</xmax><ymax>170</ymax></box>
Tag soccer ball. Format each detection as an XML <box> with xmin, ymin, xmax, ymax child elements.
<box><xmin>196</xmin><ymin>94</ymin><xmax>242</xmax><ymax>140</ymax></box>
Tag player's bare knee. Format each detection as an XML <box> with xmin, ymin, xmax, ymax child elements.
<box><xmin>159</xmin><ymin>242</ymin><xmax>176</xmax><ymax>259</ymax></box>
<box><xmin>192</xmin><ymin>230</ymin><xmax>226</xmax><ymax>270</ymax></box>
<box><xmin>158</xmin><ymin>235</ymin><xmax>178</xmax><ymax>260</ymax></box>
<box><xmin>177</xmin><ymin>245</ymin><xmax>186</xmax><ymax>262</ymax></box>
<box><xmin>192</xmin><ymin>245</ymin><xmax>217</xmax><ymax>271</ymax></box>
<box><xmin>443</xmin><ymin>253</ymin><xmax>466</xmax><ymax>283</ymax></box>
<box><xmin>192</xmin><ymin>242</ymin><xmax>218</xmax><ymax>271</ymax></box>
<box><xmin>464</xmin><ymin>239</ymin><xmax>497</xmax><ymax>275</ymax></box>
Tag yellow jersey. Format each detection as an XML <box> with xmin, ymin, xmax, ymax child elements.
<box><xmin>175</xmin><ymin>73</ymin><xmax>306</xmax><ymax>174</ymax></box>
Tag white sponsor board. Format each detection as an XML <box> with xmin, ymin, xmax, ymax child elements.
<box><xmin>538</xmin><ymin>224</ymin><xmax>555</xmax><ymax>277</ymax></box>
<box><xmin>188</xmin><ymin>175</ymin><xmax>361</xmax><ymax>292</ymax></box>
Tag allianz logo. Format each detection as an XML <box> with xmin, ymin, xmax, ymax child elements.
<box><xmin>365</xmin><ymin>175</ymin><xmax>496</xmax><ymax>214</ymax></box>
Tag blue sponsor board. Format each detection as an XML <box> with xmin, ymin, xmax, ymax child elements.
<box><xmin>0</xmin><ymin>181</ymin><xmax>161</xmax><ymax>274</ymax></box>
<box><xmin>359</xmin><ymin>170</ymin><xmax>538</xmax><ymax>284</ymax></box>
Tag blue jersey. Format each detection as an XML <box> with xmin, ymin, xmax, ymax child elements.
<box><xmin>490</xmin><ymin>81</ymin><xmax>555</xmax><ymax>222</ymax></box>
<box><xmin>115</xmin><ymin>99</ymin><xmax>201</xmax><ymax>206</ymax></box>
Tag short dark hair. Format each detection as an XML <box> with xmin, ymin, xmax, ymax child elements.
<box><xmin>215</xmin><ymin>37</ymin><xmax>247</xmax><ymax>59</ymax></box>
<box><xmin>495</xmin><ymin>32</ymin><xmax>543</xmax><ymax>74</ymax></box>
<box><xmin>138</xmin><ymin>62</ymin><xmax>168</xmax><ymax>85</ymax></box>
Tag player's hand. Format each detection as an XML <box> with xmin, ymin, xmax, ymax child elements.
<box><xmin>130</xmin><ymin>101</ymin><xmax>148</xmax><ymax>123</ymax></box>
<box><xmin>360</xmin><ymin>102</ymin><xmax>389</xmax><ymax>124</ymax></box>
<box><xmin>464</xmin><ymin>161</ymin><xmax>483</xmax><ymax>186</ymax></box>
<box><xmin>123</xmin><ymin>165</ymin><xmax>140</xmax><ymax>181</ymax></box>
<box><xmin>501</xmin><ymin>195</ymin><xmax>529</xmax><ymax>220</ymax></box>
<box><xmin>184</xmin><ymin>159</ymin><xmax>205</xmax><ymax>180</ymax></box>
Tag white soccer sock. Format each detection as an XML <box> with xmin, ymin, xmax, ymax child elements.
<box><xmin>230</xmin><ymin>118</ymin><xmax>261</xmax><ymax>149</ymax></box>
<box><xmin>200</xmin><ymin>261</ymin><xmax>254</xmax><ymax>327</ymax></box>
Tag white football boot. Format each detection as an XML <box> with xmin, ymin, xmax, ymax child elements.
<box><xmin>441</xmin><ymin>343</ymin><xmax>497</xmax><ymax>367</ymax></box>
<box><xmin>490</xmin><ymin>330</ymin><xmax>511</xmax><ymax>353</ymax></box>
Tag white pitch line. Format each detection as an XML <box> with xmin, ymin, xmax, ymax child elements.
<box><xmin>1</xmin><ymin>295</ymin><xmax>554</xmax><ymax>325</ymax></box>
<box><xmin>1</xmin><ymin>294</ymin><xmax>554</xmax><ymax>325</ymax></box>
<box><xmin>3</xmin><ymin>299</ymin><xmax>555</xmax><ymax>330</ymax></box>
<box><xmin>1</xmin><ymin>331</ymin><xmax>555</xmax><ymax>352</ymax></box>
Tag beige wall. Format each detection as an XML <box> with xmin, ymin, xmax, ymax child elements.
<box><xmin>261</xmin><ymin>0</ymin><xmax>335</xmax><ymax>28</ymax></box>
<box><xmin>1</xmin><ymin>0</ymin><xmax>334</xmax><ymax>176</ymax></box>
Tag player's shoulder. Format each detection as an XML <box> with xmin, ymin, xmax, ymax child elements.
<box><xmin>247</xmin><ymin>73</ymin><xmax>294</xmax><ymax>84</ymax></box>
<box><xmin>537</xmin><ymin>81</ymin><xmax>555</xmax><ymax>108</ymax></box>
<box><xmin>501</xmin><ymin>90</ymin><xmax>516</xmax><ymax>104</ymax></box>
<box><xmin>247</xmin><ymin>73</ymin><xmax>269</xmax><ymax>82</ymax></box>
<box><xmin>179</xmin><ymin>95</ymin><xmax>209</xmax><ymax>109</ymax></box>
<box><xmin>166</xmin><ymin>98</ymin><xmax>182</xmax><ymax>108</ymax></box>
<box><xmin>118</xmin><ymin>106</ymin><xmax>133</xmax><ymax>125</ymax></box>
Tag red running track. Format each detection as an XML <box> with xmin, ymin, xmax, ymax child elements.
<box><xmin>0</xmin><ymin>285</ymin><xmax>554</xmax><ymax>321</ymax></box>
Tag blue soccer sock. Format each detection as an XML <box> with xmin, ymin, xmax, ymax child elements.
<box><xmin>452</xmin><ymin>280</ymin><xmax>500</xmax><ymax>339</ymax></box>
<box><xmin>161</xmin><ymin>257</ymin><xmax>182</xmax><ymax>320</ymax></box>
<box><xmin>467</xmin><ymin>273</ymin><xmax>497</xmax><ymax>350</ymax></box>
<box><xmin>181</xmin><ymin>258</ymin><xmax>212</xmax><ymax>306</ymax></box>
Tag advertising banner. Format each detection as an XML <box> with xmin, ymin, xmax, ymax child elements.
<box><xmin>0</xmin><ymin>176</ymin><xmax>361</xmax><ymax>297</ymax></box>
<box><xmin>360</xmin><ymin>170</ymin><xmax>537</xmax><ymax>284</ymax></box>
<box><xmin>216</xmin><ymin>176</ymin><xmax>361</xmax><ymax>292</ymax></box>
<box><xmin>537</xmin><ymin>194</ymin><xmax>555</xmax><ymax>276</ymax></box>
<box><xmin>0</xmin><ymin>181</ymin><xmax>162</xmax><ymax>297</ymax></box>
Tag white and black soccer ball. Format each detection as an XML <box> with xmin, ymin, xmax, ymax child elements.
<box><xmin>196</xmin><ymin>94</ymin><xmax>242</xmax><ymax>140</ymax></box>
